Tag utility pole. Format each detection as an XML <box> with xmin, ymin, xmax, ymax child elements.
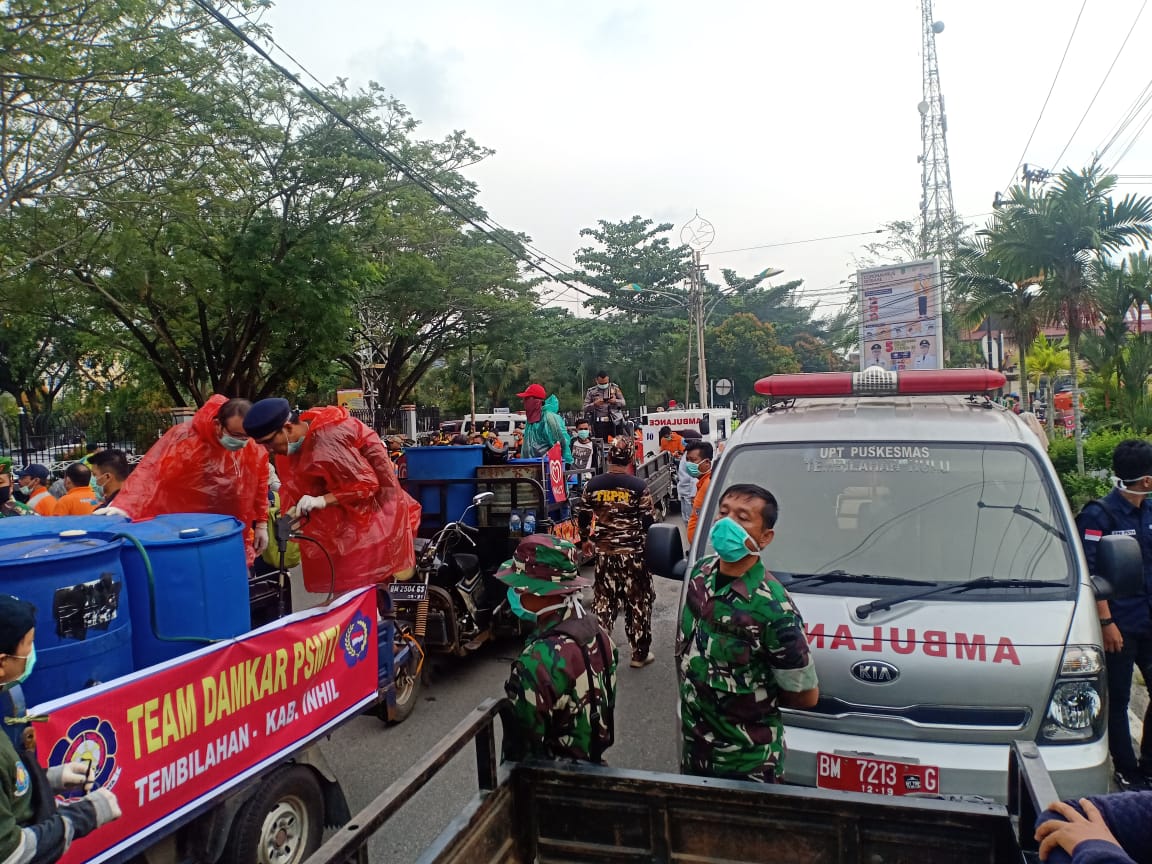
<box><xmin>1021</xmin><ymin>163</ymin><xmax>1051</xmax><ymax>197</ymax></box>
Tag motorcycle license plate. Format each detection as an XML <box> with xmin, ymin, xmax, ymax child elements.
<box><xmin>389</xmin><ymin>582</ymin><xmax>428</xmax><ymax>602</ymax></box>
<box><xmin>816</xmin><ymin>752</ymin><xmax>939</xmax><ymax>796</ymax></box>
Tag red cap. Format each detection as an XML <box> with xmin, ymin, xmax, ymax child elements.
<box><xmin>668</xmin><ymin>399</ymin><xmax>677</xmax><ymax>407</ymax></box>
<box><xmin>517</xmin><ymin>383</ymin><xmax>546</xmax><ymax>399</ymax></box>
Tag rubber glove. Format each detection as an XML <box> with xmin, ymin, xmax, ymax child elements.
<box><xmin>93</xmin><ymin>505</ymin><xmax>128</xmax><ymax>517</ymax></box>
<box><xmin>253</xmin><ymin>522</ymin><xmax>269</xmax><ymax>556</ymax></box>
<box><xmin>295</xmin><ymin>495</ymin><xmax>328</xmax><ymax>515</ymax></box>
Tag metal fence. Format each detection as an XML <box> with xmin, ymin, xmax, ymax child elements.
<box><xmin>347</xmin><ymin>406</ymin><xmax>441</xmax><ymax>436</ymax></box>
<box><xmin>3</xmin><ymin>409</ymin><xmax>174</xmax><ymax>467</ymax></box>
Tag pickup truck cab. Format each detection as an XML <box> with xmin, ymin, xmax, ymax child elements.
<box><xmin>648</xmin><ymin>367</ymin><xmax>1143</xmax><ymax>802</ymax></box>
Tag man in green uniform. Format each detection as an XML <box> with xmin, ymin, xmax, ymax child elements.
<box><xmin>0</xmin><ymin>596</ymin><xmax>121</xmax><ymax>863</ymax></box>
<box><xmin>576</xmin><ymin>439</ymin><xmax>657</xmax><ymax>668</ymax></box>
<box><xmin>677</xmin><ymin>483</ymin><xmax>819</xmax><ymax>783</ymax></box>
<box><xmin>499</xmin><ymin>535</ymin><xmax>617</xmax><ymax>764</ymax></box>
<box><xmin>0</xmin><ymin>460</ymin><xmax>35</xmax><ymax>517</ymax></box>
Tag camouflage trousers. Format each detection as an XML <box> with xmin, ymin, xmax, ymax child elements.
<box><xmin>679</xmin><ymin>680</ymin><xmax>785</xmax><ymax>783</ymax></box>
<box><xmin>592</xmin><ymin>551</ymin><xmax>654</xmax><ymax>658</ymax></box>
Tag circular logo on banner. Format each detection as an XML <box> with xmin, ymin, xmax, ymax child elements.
<box><xmin>49</xmin><ymin>716</ymin><xmax>120</xmax><ymax>792</ymax></box>
<box><xmin>341</xmin><ymin>609</ymin><xmax>372</xmax><ymax>668</ymax></box>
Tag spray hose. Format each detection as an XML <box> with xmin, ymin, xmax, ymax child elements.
<box><xmin>114</xmin><ymin>533</ymin><xmax>218</xmax><ymax>645</ymax></box>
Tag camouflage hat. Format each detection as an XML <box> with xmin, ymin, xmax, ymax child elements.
<box><xmin>495</xmin><ymin>534</ymin><xmax>591</xmax><ymax>595</ymax></box>
<box><xmin>607</xmin><ymin>438</ymin><xmax>634</xmax><ymax>464</ymax></box>
<box><xmin>0</xmin><ymin>457</ymin><xmax>12</xmax><ymax>475</ymax></box>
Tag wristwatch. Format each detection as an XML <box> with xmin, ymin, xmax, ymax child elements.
<box><xmin>1099</xmin><ymin>617</ymin><xmax>1115</xmax><ymax>627</ymax></box>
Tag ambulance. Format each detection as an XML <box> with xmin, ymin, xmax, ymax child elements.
<box><xmin>638</xmin><ymin>407</ymin><xmax>735</xmax><ymax>460</ymax></box>
<box><xmin>647</xmin><ymin>367</ymin><xmax>1142</xmax><ymax>801</ymax></box>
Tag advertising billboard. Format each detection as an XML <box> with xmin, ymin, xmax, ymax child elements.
<box><xmin>858</xmin><ymin>258</ymin><xmax>943</xmax><ymax>372</ymax></box>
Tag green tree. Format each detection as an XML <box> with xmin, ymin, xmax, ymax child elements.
<box><xmin>1026</xmin><ymin>335</ymin><xmax>1070</xmax><ymax>440</ymax></box>
<box><xmin>705</xmin><ymin>313</ymin><xmax>799</xmax><ymax>401</ymax></box>
<box><xmin>988</xmin><ymin>163</ymin><xmax>1152</xmax><ymax>473</ymax></box>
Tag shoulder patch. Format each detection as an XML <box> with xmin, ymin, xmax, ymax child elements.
<box><xmin>13</xmin><ymin>759</ymin><xmax>29</xmax><ymax>797</ymax></box>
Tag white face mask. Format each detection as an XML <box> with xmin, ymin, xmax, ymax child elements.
<box><xmin>1112</xmin><ymin>475</ymin><xmax>1152</xmax><ymax>495</ymax></box>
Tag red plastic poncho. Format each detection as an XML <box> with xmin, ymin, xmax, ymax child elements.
<box><xmin>275</xmin><ymin>406</ymin><xmax>420</xmax><ymax>593</ymax></box>
<box><xmin>114</xmin><ymin>395</ymin><xmax>270</xmax><ymax>565</ymax></box>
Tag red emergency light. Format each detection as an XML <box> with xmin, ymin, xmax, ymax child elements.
<box><xmin>754</xmin><ymin>368</ymin><xmax>1007</xmax><ymax>398</ymax></box>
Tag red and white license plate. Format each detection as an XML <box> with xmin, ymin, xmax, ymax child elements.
<box><xmin>816</xmin><ymin>752</ymin><xmax>939</xmax><ymax>796</ymax></box>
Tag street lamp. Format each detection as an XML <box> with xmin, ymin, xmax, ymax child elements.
<box><xmin>628</xmin><ymin>265</ymin><xmax>784</xmax><ymax>409</ymax></box>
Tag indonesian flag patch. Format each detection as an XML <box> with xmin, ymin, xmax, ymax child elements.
<box><xmin>1084</xmin><ymin>529</ymin><xmax>1103</xmax><ymax>542</ymax></box>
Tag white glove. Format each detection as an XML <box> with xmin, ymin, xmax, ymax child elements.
<box><xmin>92</xmin><ymin>506</ymin><xmax>128</xmax><ymax>517</ymax></box>
<box><xmin>47</xmin><ymin>761</ymin><xmax>94</xmax><ymax>792</ymax></box>
<box><xmin>295</xmin><ymin>495</ymin><xmax>328</xmax><ymax>515</ymax></box>
<box><xmin>85</xmin><ymin>787</ymin><xmax>122</xmax><ymax>826</ymax></box>
<box><xmin>253</xmin><ymin>522</ymin><xmax>269</xmax><ymax>556</ymax></box>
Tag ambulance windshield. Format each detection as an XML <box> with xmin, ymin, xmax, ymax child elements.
<box><xmin>706</xmin><ymin>443</ymin><xmax>1074</xmax><ymax>591</ymax></box>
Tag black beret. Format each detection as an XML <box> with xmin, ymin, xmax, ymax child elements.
<box><xmin>243</xmin><ymin>398</ymin><xmax>291</xmax><ymax>439</ymax></box>
<box><xmin>0</xmin><ymin>596</ymin><xmax>36</xmax><ymax>655</ymax></box>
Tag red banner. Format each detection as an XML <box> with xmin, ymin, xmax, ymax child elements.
<box><xmin>546</xmin><ymin>442</ymin><xmax>567</xmax><ymax>503</ymax></box>
<box><xmin>33</xmin><ymin>589</ymin><xmax>380</xmax><ymax>863</ymax></box>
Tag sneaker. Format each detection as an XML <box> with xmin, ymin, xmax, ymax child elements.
<box><xmin>1114</xmin><ymin>769</ymin><xmax>1149</xmax><ymax>791</ymax></box>
<box><xmin>630</xmin><ymin>652</ymin><xmax>656</xmax><ymax>669</ymax></box>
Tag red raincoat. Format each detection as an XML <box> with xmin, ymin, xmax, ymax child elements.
<box><xmin>275</xmin><ymin>406</ymin><xmax>419</xmax><ymax>593</ymax></box>
<box><xmin>114</xmin><ymin>395</ymin><xmax>270</xmax><ymax>565</ymax></box>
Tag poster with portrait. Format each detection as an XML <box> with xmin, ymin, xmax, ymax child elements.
<box><xmin>858</xmin><ymin>258</ymin><xmax>943</xmax><ymax>372</ymax></box>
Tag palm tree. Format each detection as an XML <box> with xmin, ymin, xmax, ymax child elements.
<box><xmin>951</xmin><ymin>233</ymin><xmax>1044</xmax><ymax>409</ymax></box>
<box><xmin>1026</xmin><ymin>335</ymin><xmax>1071</xmax><ymax>440</ymax></box>
<box><xmin>988</xmin><ymin>163</ymin><xmax>1152</xmax><ymax>474</ymax></box>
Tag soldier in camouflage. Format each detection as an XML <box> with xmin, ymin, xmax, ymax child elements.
<box><xmin>576</xmin><ymin>438</ymin><xmax>657</xmax><ymax>668</ymax></box>
<box><xmin>499</xmin><ymin>535</ymin><xmax>618</xmax><ymax>764</ymax></box>
<box><xmin>677</xmin><ymin>483</ymin><xmax>819</xmax><ymax>783</ymax></box>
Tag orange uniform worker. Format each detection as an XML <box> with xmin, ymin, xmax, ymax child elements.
<box><xmin>658</xmin><ymin>426</ymin><xmax>685</xmax><ymax>459</ymax></box>
<box><xmin>112</xmin><ymin>396</ymin><xmax>270</xmax><ymax>566</ymax></box>
<box><xmin>16</xmin><ymin>465</ymin><xmax>55</xmax><ymax>515</ymax></box>
<box><xmin>684</xmin><ymin>440</ymin><xmax>714</xmax><ymax>543</ymax></box>
<box><xmin>53</xmin><ymin>463</ymin><xmax>102</xmax><ymax>515</ymax></box>
<box><xmin>244</xmin><ymin>398</ymin><xmax>421</xmax><ymax>593</ymax></box>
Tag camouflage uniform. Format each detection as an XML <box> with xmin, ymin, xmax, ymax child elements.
<box><xmin>503</xmin><ymin>610</ymin><xmax>618</xmax><ymax>763</ymax></box>
<box><xmin>498</xmin><ymin>535</ymin><xmax>618</xmax><ymax>764</ymax></box>
<box><xmin>576</xmin><ymin>460</ymin><xmax>656</xmax><ymax>662</ymax></box>
<box><xmin>676</xmin><ymin>555</ymin><xmax>817</xmax><ymax>783</ymax></box>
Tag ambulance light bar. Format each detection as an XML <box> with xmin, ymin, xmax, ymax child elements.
<box><xmin>754</xmin><ymin>367</ymin><xmax>1007</xmax><ymax>398</ymax></box>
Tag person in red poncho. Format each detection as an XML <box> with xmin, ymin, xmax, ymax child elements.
<box><xmin>109</xmin><ymin>396</ymin><xmax>270</xmax><ymax>566</ymax></box>
<box><xmin>243</xmin><ymin>398</ymin><xmax>420</xmax><ymax>594</ymax></box>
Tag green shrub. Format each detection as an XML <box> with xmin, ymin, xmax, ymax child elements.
<box><xmin>1058</xmin><ymin>470</ymin><xmax>1111</xmax><ymax>513</ymax></box>
<box><xmin>1049</xmin><ymin>427</ymin><xmax>1143</xmax><ymax>477</ymax></box>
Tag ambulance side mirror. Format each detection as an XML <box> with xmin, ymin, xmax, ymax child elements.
<box><xmin>647</xmin><ymin>523</ymin><xmax>687</xmax><ymax>581</ymax></box>
<box><xmin>1093</xmin><ymin>534</ymin><xmax>1143</xmax><ymax>599</ymax></box>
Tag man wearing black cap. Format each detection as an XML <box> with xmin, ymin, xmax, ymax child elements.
<box><xmin>576</xmin><ymin>439</ymin><xmax>657</xmax><ymax>668</ymax></box>
<box><xmin>15</xmin><ymin>466</ymin><xmax>54</xmax><ymax>516</ymax></box>
<box><xmin>244</xmin><ymin>398</ymin><xmax>420</xmax><ymax>594</ymax></box>
<box><xmin>0</xmin><ymin>596</ymin><xmax>122</xmax><ymax>862</ymax></box>
<box><xmin>583</xmin><ymin>371</ymin><xmax>626</xmax><ymax>441</ymax></box>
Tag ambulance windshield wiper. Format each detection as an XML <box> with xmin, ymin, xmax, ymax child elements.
<box><xmin>976</xmin><ymin>501</ymin><xmax>1067</xmax><ymax>541</ymax></box>
<box><xmin>783</xmin><ymin>570</ymin><xmax>936</xmax><ymax>587</ymax></box>
<box><xmin>856</xmin><ymin>576</ymin><xmax>1071</xmax><ymax>619</ymax></box>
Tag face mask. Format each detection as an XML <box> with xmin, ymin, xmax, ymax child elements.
<box><xmin>7</xmin><ymin>644</ymin><xmax>35</xmax><ymax>686</ymax></box>
<box><xmin>220</xmin><ymin>433</ymin><xmax>247</xmax><ymax>451</ymax></box>
<box><xmin>577</xmin><ymin>430</ymin><xmax>590</xmax><ymax>440</ymax></box>
<box><xmin>684</xmin><ymin>461</ymin><xmax>701</xmax><ymax>478</ymax></box>
<box><xmin>507</xmin><ymin>588</ymin><xmax>570</xmax><ymax>624</ymax></box>
<box><xmin>710</xmin><ymin>516</ymin><xmax>760</xmax><ymax>563</ymax></box>
<box><xmin>0</xmin><ymin>487</ymin><xmax>10</xmax><ymax>505</ymax></box>
<box><xmin>1112</xmin><ymin>476</ymin><xmax>1152</xmax><ymax>495</ymax></box>
<box><xmin>91</xmin><ymin>483</ymin><xmax>103</xmax><ymax>500</ymax></box>
<box><xmin>287</xmin><ymin>436</ymin><xmax>304</xmax><ymax>455</ymax></box>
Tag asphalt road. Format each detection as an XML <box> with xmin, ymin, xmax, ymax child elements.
<box><xmin>293</xmin><ymin>554</ymin><xmax>685</xmax><ymax>863</ymax></box>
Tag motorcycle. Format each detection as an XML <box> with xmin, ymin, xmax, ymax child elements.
<box><xmin>393</xmin><ymin>491</ymin><xmax>524</xmax><ymax>656</ymax></box>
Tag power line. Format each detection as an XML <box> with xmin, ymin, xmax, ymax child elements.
<box><xmin>1052</xmin><ymin>0</ymin><xmax>1146</xmax><ymax>168</ymax></box>
<box><xmin>1003</xmin><ymin>0</ymin><xmax>1089</xmax><ymax>191</ymax></box>
<box><xmin>704</xmin><ymin>229</ymin><xmax>883</xmax><ymax>257</ymax></box>
<box><xmin>188</xmin><ymin>0</ymin><xmax>600</xmax><ymax>301</ymax></box>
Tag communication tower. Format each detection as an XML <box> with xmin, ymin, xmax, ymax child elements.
<box><xmin>917</xmin><ymin>2</ymin><xmax>957</xmax><ymax>258</ymax></box>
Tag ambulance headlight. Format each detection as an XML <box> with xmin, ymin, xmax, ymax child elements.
<box><xmin>1042</xmin><ymin>681</ymin><xmax>1103</xmax><ymax>741</ymax></box>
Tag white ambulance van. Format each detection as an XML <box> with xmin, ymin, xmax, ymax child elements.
<box><xmin>647</xmin><ymin>367</ymin><xmax>1142</xmax><ymax>801</ymax></box>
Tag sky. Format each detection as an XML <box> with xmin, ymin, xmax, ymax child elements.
<box><xmin>259</xmin><ymin>0</ymin><xmax>1152</xmax><ymax>320</ymax></box>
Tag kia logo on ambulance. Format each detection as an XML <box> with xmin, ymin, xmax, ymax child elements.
<box><xmin>850</xmin><ymin>660</ymin><xmax>900</xmax><ymax>684</ymax></box>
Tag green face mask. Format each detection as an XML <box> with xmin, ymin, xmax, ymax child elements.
<box><xmin>220</xmin><ymin>433</ymin><xmax>247</xmax><ymax>451</ymax></box>
<box><xmin>287</xmin><ymin>436</ymin><xmax>304</xmax><ymax>455</ymax></box>
<box><xmin>710</xmin><ymin>516</ymin><xmax>759</xmax><ymax>563</ymax></box>
<box><xmin>577</xmin><ymin>430</ymin><xmax>591</xmax><ymax>440</ymax></box>
<box><xmin>684</xmin><ymin>461</ymin><xmax>701</xmax><ymax>478</ymax></box>
<box><xmin>7</xmin><ymin>644</ymin><xmax>35</xmax><ymax>687</ymax></box>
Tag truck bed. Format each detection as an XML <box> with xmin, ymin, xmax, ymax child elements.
<box><xmin>305</xmin><ymin>700</ymin><xmax>1052</xmax><ymax>864</ymax></box>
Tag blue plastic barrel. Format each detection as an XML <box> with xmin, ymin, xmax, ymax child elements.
<box><xmin>114</xmin><ymin>514</ymin><xmax>250</xmax><ymax>669</ymax></box>
<box><xmin>0</xmin><ymin>532</ymin><xmax>133</xmax><ymax>707</ymax></box>
<box><xmin>403</xmin><ymin>446</ymin><xmax>484</xmax><ymax>532</ymax></box>
<box><xmin>0</xmin><ymin>514</ymin><xmax>128</xmax><ymax>540</ymax></box>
